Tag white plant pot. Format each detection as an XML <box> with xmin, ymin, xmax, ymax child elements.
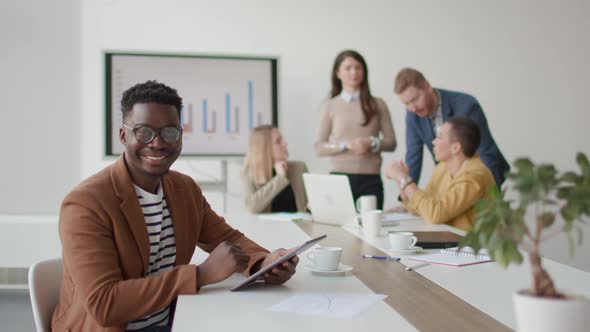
<box><xmin>513</xmin><ymin>290</ymin><xmax>590</xmax><ymax>332</ymax></box>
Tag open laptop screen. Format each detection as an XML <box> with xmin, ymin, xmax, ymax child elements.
<box><xmin>302</xmin><ymin>174</ymin><xmax>358</xmax><ymax>226</ymax></box>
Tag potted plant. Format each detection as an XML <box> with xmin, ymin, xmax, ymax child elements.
<box><xmin>460</xmin><ymin>152</ymin><xmax>590</xmax><ymax>332</ymax></box>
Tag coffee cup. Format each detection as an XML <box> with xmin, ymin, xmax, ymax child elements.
<box><xmin>362</xmin><ymin>210</ymin><xmax>382</xmax><ymax>238</ymax></box>
<box><xmin>356</xmin><ymin>195</ymin><xmax>377</xmax><ymax>215</ymax></box>
<box><xmin>388</xmin><ymin>231</ymin><xmax>418</xmax><ymax>251</ymax></box>
<box><xmin>306</xmin><ymin>247</ymin><xmax>343</xmax><ymax>271</ymax></box>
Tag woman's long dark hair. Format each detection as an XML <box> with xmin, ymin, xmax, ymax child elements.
<box><xmin>330</xmin><ymin>50</ymin><xmax>377</xmax><ymax>126</ymax></box>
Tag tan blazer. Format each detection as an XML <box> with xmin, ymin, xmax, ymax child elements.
<box><xmin>52</xmin><ymin>155</ymin><xmax>268</xmax><ymax>332</ymax></box>
<box><xmin>241</xmin><ymin>160</ymin><xmax>308</xmax><ymax>213</ymax></box>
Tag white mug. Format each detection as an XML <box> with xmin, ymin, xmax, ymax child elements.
<box><xmin>306</xmin><ymin>247</ymin><xmax>342</xmax><ymax>271</ymax></box>
<box><xmin>362</xmin><ymin>210</ymin><xmax>383</xmax><ymax>238</ymax></box>
<box><xmin>356</xmin><ymin>195</ymin><xmax>377</xmax><ymax>215</ymax></box>
<box><xmin>388</xmin><ymin>231</ymin><xmax>418</xmax><ymax>251</ymax></box>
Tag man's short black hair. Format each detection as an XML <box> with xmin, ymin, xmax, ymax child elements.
<box><xmin>120</xmin><ymin>80</ymin><xmax>183</xmax><ymax>122</ymax></box>
<box><xmin>446</xmin><ymin>117</ymin><xmax>481</xmax><ymax>158</ymax></box>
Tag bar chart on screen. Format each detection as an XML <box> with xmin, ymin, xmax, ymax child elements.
<box><xmin>183</xmin><ymin>81</ymin><xmax>262</xmax><ymax>135</ymax></box>
<box><xmin>106</xmin><ymin>53</ymin><xmax>278</xmax><ymax>156</ymax></box>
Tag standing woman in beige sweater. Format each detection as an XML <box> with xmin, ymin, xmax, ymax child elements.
<box><xmin>315</xmin><ymin>50</ymin><xmax>396</xmax><ymax>209</ymax></box>
<box><xmin>242</xmin><ymin>125</ymin><xmax>308</xmax><ymax>213</ymax></box>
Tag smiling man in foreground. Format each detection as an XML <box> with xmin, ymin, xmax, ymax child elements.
<box><xmin>52</xmin><ymin>81</ymin><xmax>298</xmax><ymax>332</ymax></box>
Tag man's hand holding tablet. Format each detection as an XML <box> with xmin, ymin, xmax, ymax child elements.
<box><xmin>230</xmin><ymin>235</ymin><xmax>327</xmax><ymax>291</ymax></box>
<box><xmin>257</xmin><ymin>248</ymin><xmax>299</xmax><ymax>284</ymax></box>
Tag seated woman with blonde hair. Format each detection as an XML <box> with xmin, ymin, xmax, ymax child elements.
<box><xmin>241</xmin><ymin>125</ymin><xmax>308</xmax><ymax>213</ymax></box>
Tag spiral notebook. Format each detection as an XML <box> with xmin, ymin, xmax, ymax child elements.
<box><xmin>408</xmin><ymin>247</ymin><xmax>493</xmax><ymax>267</ymax></box>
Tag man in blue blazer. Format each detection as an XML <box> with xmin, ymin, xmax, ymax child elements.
<box><xmin>394</xmin><ymin>68</ymin><xmax>509</xmax><ymax>185</ymax></box>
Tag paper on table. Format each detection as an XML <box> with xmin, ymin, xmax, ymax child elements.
<box><xmin>257</xmin><ymin>212</ymin><xmax>313</xmax><ymax>222</ymax></box>
<box><xmin>267</xmin><ymin>293</ymin><xmax>387</xmax><ymax>318</ymax></box>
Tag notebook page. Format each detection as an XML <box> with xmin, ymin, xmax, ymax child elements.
<box><xmin>408</xmin><ymin>247</ymin><xmax>493</xmax><ymax>267</ymax></box>
<box><xmin>441</xmin><ymin>247</ymin><xmax>491</xmax><ymax>259</ymax></box>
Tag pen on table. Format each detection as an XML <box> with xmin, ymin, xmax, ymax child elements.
<box><xmin>405</xmin><ymin>262</ymin><xmax>429</xmax><ymax>271</ymax></box>
<box><xmin>362</xmin><ymin>254</ymin><xmax>401</xmax><ymax>262</ymax></box>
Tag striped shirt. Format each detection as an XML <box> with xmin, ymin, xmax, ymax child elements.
<box><xmin>127</xmin><ymin>183</ymin><xmax>177</xmax><ymax>331</ymax></box>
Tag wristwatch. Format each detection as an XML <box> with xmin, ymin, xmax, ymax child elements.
<box><xmin>338</xmin><ymin>142</ymin><xmax>348</xmax><ymax>152</ymax></box>
<box><xmin>369</xmin><ymin>136</ymin><xmax>380</xmax><ymax>152</ymax></box>
<box><xmin>399</xmin><ymin>175</ymin><xmax>414</xmax><ymax>190</ymax></box>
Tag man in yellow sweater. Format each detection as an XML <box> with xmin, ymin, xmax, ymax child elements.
<box><xmin>385</xmin><ymin>117</ymin><xmax>495</xmax><ymax>231</ymax></box>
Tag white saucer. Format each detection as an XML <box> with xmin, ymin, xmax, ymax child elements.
<box><xmin>382</xmin><ymin>246</ymin><xmax>423</xmax><ymax>255</ymax></box>
<box><xmin>304</xmin><ymin>264</ymin><xmax>353</xmax><ymax>276</ymax></box>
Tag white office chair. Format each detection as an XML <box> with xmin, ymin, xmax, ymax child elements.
<box><xmin>28</xmin><ymin>258</ymin><xmax>63</xmax><ymax>332</ymax></box>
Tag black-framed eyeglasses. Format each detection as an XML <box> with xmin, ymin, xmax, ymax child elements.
<box><xmin>123</xmin><ymin>124</ymin><xmax>183</xmax><ymax>144</ymax></box>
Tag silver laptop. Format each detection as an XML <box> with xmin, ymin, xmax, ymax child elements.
<box><xmin>303</xmin><ymin>173</ymin><xmax>401</xmax><ymax>227</ymax></box>
<box><xmin>302</xmin><ymin>173</ymin><xmax>358</xmax><ymax>226</ymax></box>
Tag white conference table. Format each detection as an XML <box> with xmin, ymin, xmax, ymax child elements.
<box><xmin>175</xmin><ymin>213</ymin><xmax>416</xmax><ymax>331</ymax></box>
<box><xmin>173</xmin><ymin>213</ymin><xmax>590</xmax><ymax>332</ymax></box>
<box><xmin>344</xmin><ymin>220</ymin><xmax>590</xmax><ymax>330</ymax></box>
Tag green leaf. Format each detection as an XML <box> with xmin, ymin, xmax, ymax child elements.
<box><xmin>567</xmin><ymin>231</ymin><xmax>575</xmax><ymax>256</ymax></box>
<box><xmin>537</xmin><ymin>164</ymin><xmax>558</xmax><ymax>187</ymax></box>
<box><xmin>506</xmin><ymin>241</ymin><xmax>523</xmax><ymax>264</ymax></box>
<box><xmin>487</xmin><ymin>233</ymin><xmax>500</xmax><ymax>249</ymax></box>
<box><xmin>561</xmin><ymin>204</ymin><xmax>577</xmax><ymax>222</ymax></box>
<box><xmin>539</xmin><ymin>212</ymin><xmax>555</xmax><ymax>228</ymax></box>
<box><xmin>576</xmin><ymin>152</ymin><xmax>590</xmax><ymax>173</ymax></box>
<box><xmin>513</xmin><ymin>158</ymin><xmax>534</xmax><ymax>175</ymax></box>
<box><xmin>488</xmin><ymin>185</ymin><xmax>502</xmax><ymax>200</ymax></box>
<box><xmin>493</xmin><ymin>246</ymin><xmax>508</xmax><ymax>268</ymax></box>
<box><xmin>489</xmin><ymin>240</ymin><xmax>523</xmax><ymax>268</ymax></box>
<box><xmin>459</xmin><ymin>232</ymin><xmax>480</xmax><ymax>251</ymax></box>
<box><xmin>576</xmin><ymin>225</ymin><xmax>584</xmax><ymax>245</ymax></box>
<box><xmin>561</xmin><ymin>171</ymin><xmax>580</xmax><ymax>185</ymax></box>
<box><xmin>557</xmin><ymin>186</ymin><xmax>572</xmax><ymax>199</ymax></box>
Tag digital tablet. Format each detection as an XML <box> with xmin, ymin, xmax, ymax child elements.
<box><xmin>414</xmin><ymin>231</ymin><xmax>464</xmax><ymax>249</ymax></box>
<box><xmin>230</xmin><ymin>234</ymin><xmax>327</xmax><ymax>291</ymax></box>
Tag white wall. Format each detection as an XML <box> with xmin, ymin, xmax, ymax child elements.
<box><xmin>1</xmin><ymin>0</ymin><xmax>81</xmax><ymax>214</ymax></box>
<box><xmin>1</xmin><ymin>0</ymin><xmax>589</xmax><ymax>272</ymax></box>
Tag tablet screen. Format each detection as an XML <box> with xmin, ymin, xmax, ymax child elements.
<box><xmin>230</xmin><ymin>234</ymin><xmax>327</xmax><ymax>291</ymax></box>
<box><xmin>414</xmin><ymin>231</ymin><xmax>463</xmax><ymax>249</ymax></box>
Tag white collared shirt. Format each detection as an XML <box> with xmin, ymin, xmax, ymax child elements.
<box><xmin>430</xmin><ymin>90</ymin><xmax>443</xmax><ymax>137</ymax></box>
<box><xmin>339</xmin><ymin>90</ymin><xmax>360</xmax><ymax>103</ymax></box>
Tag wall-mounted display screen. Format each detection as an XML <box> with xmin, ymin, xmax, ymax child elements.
<box><xmin>105</xmin><ymin>52</ymin><xmax>278</xmax><ymax>156</ymax></box>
